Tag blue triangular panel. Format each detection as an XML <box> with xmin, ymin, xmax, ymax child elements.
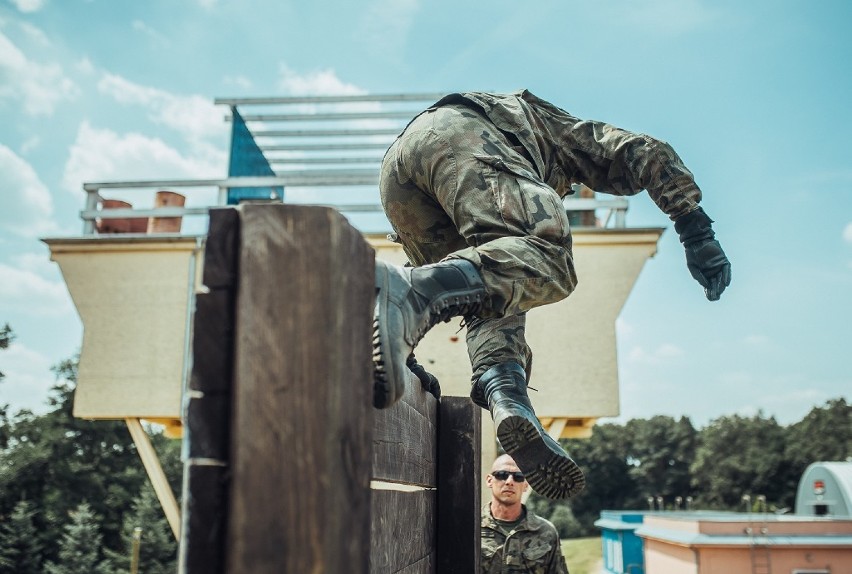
<box><xmin>227</xmin><ymin>108</ymin><xmax>284</xmax><ymax>205</ymax></box>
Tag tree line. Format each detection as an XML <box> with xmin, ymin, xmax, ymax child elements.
<box><xmin>1</xmin><ymin>322</ymin><xmax>850</xmax><ymax>572</ymax></box>
<box><xmin>529</xmin><ymin>397</ymin><xmax>850</xmax><ymax>537</ymax></box>
<box><xmin>1</xmin><ymin>326</ymin><xmax>181</xmax><ymax>574</ymax></box>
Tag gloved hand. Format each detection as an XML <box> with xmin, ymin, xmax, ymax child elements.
<box><xmin>407</xmin><ymin>353</ymin><xmax>441</xmax><ymax>400</ymax></box>
<box><xmin>674</xmin><ymin>207</ymin><xmax>731</xmax><ymax>301</ymax></box>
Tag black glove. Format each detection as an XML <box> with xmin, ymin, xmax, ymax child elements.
<box><xmin>674</xmin><ymin>207</ymin><xmax>731</xmax><ymax>301</ymax></box>
<box><xmin>407</xmin><ymin>353</ymin><xmax>441</xmax><ymax>401</ymax></box>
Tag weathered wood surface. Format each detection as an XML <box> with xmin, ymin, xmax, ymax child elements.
<box><xmin>181</xmin><ymin>205</ymin><xmax>481</xmax><ymax>574</ymax></box>
<box><xmin>180</xmin><ymin>208</ymin><xmax>238</xmax><ymax>574</ymax></box>
<box><xmin>437</xmin><ymin>398</ymin><xmax>482</xmax><ymax>574</ymax></box>
<box><xmin>225</xmin><ymin>204</ymin><xmax>375</xmax><ymax>574</ymax></box>
<box><xmin>370</xmin><ymin>488</ymin><xmax>436</xmax><ymax>573</ymax></box>
<box><xmin>372</xmin><ymin>372</ymin><xmax>438</xmax><ymax>487</ymax></box>
<box><xmin>371</xmin><ymin>394</ymin><xmax>480</xmax><ymax>574</ymax></box>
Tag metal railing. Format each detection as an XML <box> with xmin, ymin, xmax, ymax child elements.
<box><xmin>81</xmin><ymin>177</ymin><xmax>628</xmax><ymax>236</ymax></box>
<box><xmin>81</xmin><ymin>92</ymin><xmax>629</xmax><ymax>236</ymax></box>
<box><xmin>216</xmin><ymin>92</ymin><xmax>448</xmax><ymax>178</ymax></box>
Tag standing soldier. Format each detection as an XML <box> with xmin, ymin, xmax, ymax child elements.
<box><xmin>481</xmin><ymin>454</ymin><xmax>569</xmax><ymax>573</ymax></box>
<box><xmin>373</xmin><ymin>90</ymin><xmax>731</xmax><ymax>499</ymax></box>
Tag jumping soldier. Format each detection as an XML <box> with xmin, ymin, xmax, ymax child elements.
<box><xmin>372</xmin><ymin>90</ymin><xmax>731</xmax><ymax>499</ymax></box>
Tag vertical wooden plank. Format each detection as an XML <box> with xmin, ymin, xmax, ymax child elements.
<box><xmin>225</xmin><ymin>204</ymin><xmax>374</xmax><ymax>574</ymax></box>
<box><xmin>437</xmin><ymin>397</ymin><xmax>482</xmax><ymax>574</ymax></box>
<box><xmin>180</xmin><ymin>207</ymin><xmax>239</xmax><ymax>574</ymax></box>
<box><xmin>201</xmin><ymin>208</ymin><xmax>240</xmax><ymax>289</ymax></box>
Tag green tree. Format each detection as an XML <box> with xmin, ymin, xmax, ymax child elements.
<box><xmin>103</xmin><ymin>485</ymin><xmax>178</xmax><ymax>574</ymax></box>
<box><xmin>0</xmin><ymin>500</ymin><xmax>42</xmax><ymax>574</ymax></box>
<box><xmin>782</xmin><ymin>398</ymin><xmax>852</xmax><ymax>507</ymax></box>
<box><xmin>44</xmin><ymin>502</ymin><xmax>109</xmax><ymax>574</ymax></box>
<box><xmin>691</xmin><ymin>413</ymin><xmax>788</xmax><ymax>509</ymax></box>
<box><xmin>548</xmin><ymin>505</ymin><xmax>584</xmax><ymax>539</ymax></box>
<box><xmin>625</xmin><ymin>416</ymin><xmax>697</xmax><ymax>505</ymax></box>
<box><xmin>0</xmin><ymin>323</ymin><xmax>14</xmax><ymax>446</ymax></box>
<box><xmin>561</xmin><ymin>423</ymin><xmax>640</xmax><ymax>534</ymax></box>
<box><xmin>0</xmin><ymin>356</ymin><xmax>182</xmax><ymax>564</ymax></box>
<box><xmin>0</xmin><ymin>323</ymin><xmax>13</xmax><ymax>380</ymax></box>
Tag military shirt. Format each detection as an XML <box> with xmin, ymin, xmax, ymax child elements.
<box><xmin>428</xmin><ymin>90</ymin><xmax>703</xmax><ymax>220</ymax></box>
<box><xmin>481</xmin><ymin>504</ymin><xmax>569</xmax><ymax>574</ymax></box>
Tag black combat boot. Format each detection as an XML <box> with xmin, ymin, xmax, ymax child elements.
<box><xmin>472</xmin><ymin>361</ymin><xmax>585</xmax><ymax>499</ymax></box>
<box><xmin>373</xmin><ymin>258</ymin><xmax>487</xmax><ymax>409</ymax></box>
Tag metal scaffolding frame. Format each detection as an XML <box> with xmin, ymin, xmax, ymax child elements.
<box><xmin>79</xmin><ymin>92</ymin><xmax>629</xmax><ymax>235</ymax></box>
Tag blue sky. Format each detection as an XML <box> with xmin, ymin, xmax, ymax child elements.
<box><xmin>0</xmin><ymin>0</ymin><xmax>850</xmax><ymax>427</ymax></box>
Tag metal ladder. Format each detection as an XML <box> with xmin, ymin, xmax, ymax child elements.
<box><xmin>743</xmin><ymin>494</ymin><xmax>772</xmax><ymax>574</ymax></box>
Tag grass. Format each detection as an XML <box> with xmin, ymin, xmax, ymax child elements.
<box><xmin>561</xmin><ymin>536</ymin><xmax>602</xmax><ymax>574</ymax></box>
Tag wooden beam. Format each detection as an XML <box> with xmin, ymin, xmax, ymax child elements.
<box><xmin>437</xmin><ymin>397</ymin><xmax>481</xmax><ymax>573</ymax></box>
<box><xmin>126</xmin><ymin>417</ymin><xmax>181</xmax><ymax>539</ymax></box>
<box><xmin>225</xmin><ymin>204</ymin><xmax>375</xmax><ymax>573</ymax></box>
<box><xmin>180</xmin><ymin>208</ymin><xmax>239</xmax><ymax>574</ymax></box>
<box><xmin>546</xmin><ymin>417</ymin><xmax>568</xmax><ymax>441</ymax></box>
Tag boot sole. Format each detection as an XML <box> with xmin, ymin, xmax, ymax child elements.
<box><xmin>497</xmin><ymin>415</ymin><xmax>585</xmax><ymax>499</ymax></box>
<box><xmin>372</xmin><ymin>262</ymin><xmax>403</xmax><ymax>409</ymax></box>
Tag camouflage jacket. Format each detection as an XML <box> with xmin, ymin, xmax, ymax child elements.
<box><xmin>428</xmin><ymin>90</ymin><xmax>702</xmax><ymax>220</ymax></box>
<box><xmin>481</xmin><ymin>505</ymin><xmax>569</xmax><ymax>574</ymax></box>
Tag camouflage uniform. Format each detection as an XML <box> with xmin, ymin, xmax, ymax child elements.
<box><xmin>481</xmin><ymin>504</ymin><xmax>569</xmax><ymax>573</ymax></box>
<box><xmin>379</xmin><ymin>90</ymin><xmax>703</xmax><ymax>381</ymax></box>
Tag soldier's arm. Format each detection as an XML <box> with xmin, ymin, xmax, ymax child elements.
<box><xmin>562</xmin><ymin>119</ymin><xmax>702</xmax><ymax>221</ymax></box>
<box><xmin>548</xmin><ymin>537</ymin><xmax>570</xmax><ymax>574</ymax></box>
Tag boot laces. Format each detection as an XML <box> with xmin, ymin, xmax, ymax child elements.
<box><xmin>415</xmin><ymin>294</ymin><xmax>483</xmax><ymax>340</ymax></box>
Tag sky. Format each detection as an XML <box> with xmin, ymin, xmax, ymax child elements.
<box><xmin>0</xmin><ymin>0</ymin><xmax>850</xmax><ymax>428</ymax></box>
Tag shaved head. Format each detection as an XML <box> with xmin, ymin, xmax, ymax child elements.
<box><xmin>491</xmin><ymin>454</ymin><xmax>519</xmax><ymax>473</ymax></box>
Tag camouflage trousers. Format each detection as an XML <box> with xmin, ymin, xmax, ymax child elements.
<box><xmin>379</xmin><ymin>104</ymin><xmax>578</xmax><ymax>382</ymax></box>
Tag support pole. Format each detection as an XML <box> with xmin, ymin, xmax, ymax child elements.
<box><xmin>126</xmin><ymin>417</ymin><xmax>181</xmax><ymax>539</ymax></box>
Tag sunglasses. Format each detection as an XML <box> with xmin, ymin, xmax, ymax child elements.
<box><xmin>491</xmin><ymin>470</ymin><xmax>526</xmax><ymax>483</ymax></box>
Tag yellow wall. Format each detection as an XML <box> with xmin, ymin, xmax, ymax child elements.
<box><xmin>45</xmin><ymin>236</ymin><xmax>203</xmax><ymax>420</ymax></box>
<box><xmin>45</xmin><ymin>227</ymin><xmax>661</xmax><ymax>434</ymax></box>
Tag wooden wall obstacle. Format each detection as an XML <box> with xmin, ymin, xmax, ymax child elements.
<box><xmin>180</xmin><ymin>204</ymin><xmax>480</xmax><ymax>573</ymax></box>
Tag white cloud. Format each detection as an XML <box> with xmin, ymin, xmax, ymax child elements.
<box><xmin>613</xmin><ymin>0</ymin><xmax>718</xmax><ymax>35</ymax></box>
<box><xmin>19</xmin><ymin>135</ymin><xmax>40</xmax><ymax>154</ymax></box>
<box><xmin>132</xmin><ymin>19</ymin><xmax>169</xmax><ymax>47</ymax></box>
<box><xmin>8</xmin><ymin>0</ymin><xmax>45</xmax><ymax>13</ymax></box>
<box><xmin>12</xmin><ymin>251</ymin><xmax>59</xmax><ymax>275</ymax></box>
<box><xmin>744</xmin><ymin>334</ymin><xmax>770</xmax><ymax>346</ymax></box>
<box><xmin>18</xmin><ymin>21</ymin><xmax>49</xmax><ymax>45</ymax></box>
<box><xmin>278</xmin><ymin>64</ymin><xmax>366</xmax><ymax>96</ymax></box>
<box><xmin>224</xmin><ymin>75</ymin><xmax>253</xmax><ymax>90</ymax></box>
<box><xmin>196</xmin><ymin>0</ymin><xmax>217</xmax><ymax>8</ymax></box>
<box><xmin>97</xmin><ymin>73</ymin><xmax>226</xmax><ymax>143</ymax></box>
<box><xmin>0</xmin><ymin>144</ymin><xmax>58</xmax><ymax>237</ymax></box>
<box><xmin>615</xmin><ymin>317</ymin><xmax>635</xmax><ymax>337</ymax></box>
<box><xmin>843</xmin><ymin>222</ymin><xmax>852</xmax><ymax>243</ymax></box>
<box><xmin>718</xmin><ymin>370</ymin><xmax>753</xmax><ymax>386</ymax></box>
<box><xmin>627</xmin><ymin>343</ymin><xmax>684</xmax><ymax>365</ymax></box>
<box><xmin>358</xmin><ymin>0</ymin><xmax>420</xmax><ymax>57</ymax></box>
<box><xmin>273</xmin><ymin>65</ymin><xmax>391</xmax><ymax>131</ymax></box>
<box><xmin>0</xmin><ymin>262</ymin><xmax>72</xmax><ymax>316</ymax></box>
<box><xmin>1</xmin><ymin>341</ymin><xmax>56</xmax><ymax>414</ymax></box>
<box><xmin>62</xmin><ymin>121</ymin><xmax>225</xmax><ymax>196</ymax></box>
<box><xmin>76</xmin><ymin>56</ymin><xmax>95</xmax><ymax>75</ymax></box>
<box><xmin>739</xmin><ymin>387</ymin><xmax>834</xmax><ymax>425</ymax></box>
<box><xmin>764</xmin><ymin>387</ymin><xmax>829</xmax><ymax>408</ymax></box>
<box><xmin>0</xmin><ymin>31</ymin><xmax>78</xmax><ymax>115</ymax></box>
